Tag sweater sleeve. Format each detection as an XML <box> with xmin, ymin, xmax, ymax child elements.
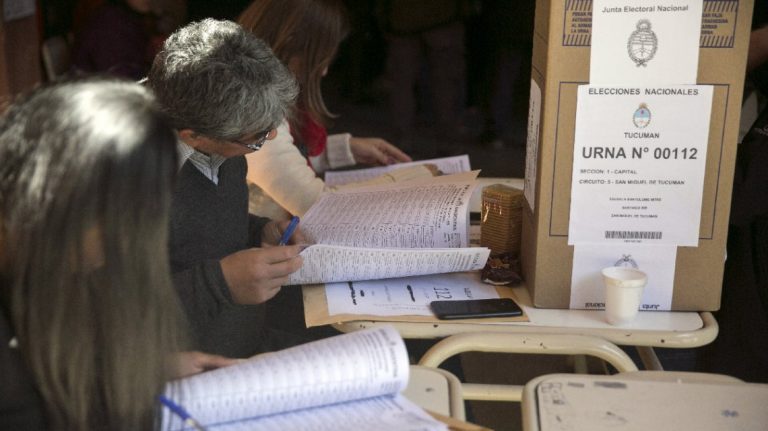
<box><xmin>171</xmin><ymin>260</ymin><xmax>235</xmax><ymax>337</ymax></box>
<box><xmin>247</xmin><ymin>214</ymin><xmax>270</xmax><ymax>247</ymax></box>
<box><xmin>308</xmin><ymin>133</ymin><xmax>356</xmax><ymax>173</ymax></box>
<box><xmin>245</xmin><ymin>119</ymin><xmax>326</xmax><ymax>216</ymax></box>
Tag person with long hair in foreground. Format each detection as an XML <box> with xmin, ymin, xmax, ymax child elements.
<box><xmin>0</xmin><ymin>79</ymin><xmax>235</xmax><ymax>430</ymax></box>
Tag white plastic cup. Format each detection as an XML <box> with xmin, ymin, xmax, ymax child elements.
<box><xmin>602</xmin><ymin>267</ymin><xmax>648</xmax><ymax>325</ymax></box>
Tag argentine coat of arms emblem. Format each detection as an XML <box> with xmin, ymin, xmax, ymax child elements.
<box><xmin>632</xmin><ymin>103</ymin><xmax>651</xmax><ymax>128</ymax></box>
<box><xmin>627</xmin><ymin>19</ymin><xmax>658</xmax><ymax>67</ymax></box>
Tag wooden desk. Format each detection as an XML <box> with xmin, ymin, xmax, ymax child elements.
<box><xmin>521</xmin><ymin>372</ymin><xmax>768</xmax><ymax>431</ymax></box>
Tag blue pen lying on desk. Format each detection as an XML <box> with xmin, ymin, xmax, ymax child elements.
<box><xmin>158</xmin><ymin>394</ymin><xmax>208</xmax><ymax>431</ymax></box>
<box><xmin>279</xmin><ymin>215</ymin><xmax>300</xmax><ymax>246</ymax></box>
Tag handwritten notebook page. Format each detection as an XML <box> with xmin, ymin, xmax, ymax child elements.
<box><xmin>162</xmin><ymin>327</ymin><xmax>412</xmax><ymax>429</ymax></box>
<box><xmin>324</xmin><ymin>154</ymin><xmax>471</xmax><ymax>186</ymax></box>
<box><xmin>301</xmin><ymin>178</ymin><xmax>478</xmax><ymax>248</ymax></box>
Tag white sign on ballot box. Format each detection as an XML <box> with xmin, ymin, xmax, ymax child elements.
<box><xmin>568</xmin><ymin>85</ymin><xmax>713</xmax><ymax>247</ymax></box>
<box><xmin>589</xmin><ymin>0</ymin><xmax>703</xmax><ymax>85</ymax></box>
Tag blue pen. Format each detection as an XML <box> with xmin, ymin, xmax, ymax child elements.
<box><xmin>158</xmin><ymin>394</ymin><xmax>208</xmax><ymax>431</ymax></box>
<box><xmin>279</xmin><ymin>215</ymin><xmax>300</xmax><ymax>246</ymax></box>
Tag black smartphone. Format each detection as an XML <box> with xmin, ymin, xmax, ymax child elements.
<box><xmin>430</xmin><ymin>298</ymin><xmax>523</xmax><ymax>320</ymax></box>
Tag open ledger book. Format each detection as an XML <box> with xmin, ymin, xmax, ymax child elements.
<box><xmin>161</xmin><ymin>327</ymin><xmax>447</xmax><ymax>431</ymax></box>
<box><xmin>287</xmin><ymin>172</ymin><xmax>490</xmax><ymax>285</ymax></box>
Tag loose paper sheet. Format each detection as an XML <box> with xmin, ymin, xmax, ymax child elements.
<box><xmin>570</xmin><ymin>243</ymin><xmax>677</xmax><ymax>310</ymax></box>
<box><xmin>324</xmin><ymin>155</ymin><xmax>471</xmax><ymax>186</ymax></box>
<box><xmin>524</xmin><ymin>79</ymin><xmax>542</xmax><ymax>212</ymax></box>
<box><xmin>568</xmin><ymin>85</ymin><xmax>713</xmax><ymax>246</ymax></box>
<box><xmin>325</xmin><ymin>273</ymin><xmax>501</xmax><ymax>317</ymax></box>
<box><xmin>590</xmin><ymin>0</ymin><xmax>703</xmax><ymax>85</ymax></box>
<box><xmin>303</xmin><ymin>273</ymin><xmax>528</xmax><ymax>327</ymax></box>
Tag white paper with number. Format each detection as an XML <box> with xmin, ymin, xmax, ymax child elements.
<box><xmin>568</xmin><ymin>85</ymin><xmax>713</xmax><ymax>246</ymax></box>
<box><xmin>325</xmin><ymin>273</ymin><xmax>500</xmax><ymax>317</ymax></box>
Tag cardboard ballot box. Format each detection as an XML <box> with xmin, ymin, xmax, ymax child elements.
<box><xmin>520</xmin><ymin>0</ymin><xmax>753</xmax><ymax>310</ymax></box>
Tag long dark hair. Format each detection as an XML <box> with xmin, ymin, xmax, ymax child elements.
<box><xmin>0</xmin><ymin>78</ymin><xmax>184</xmax><ymax>430</ymax></box>
<box><xmin>238</xmin><ymin>0</ymin><xmax>349</xmax><ymax>128</ymax></box>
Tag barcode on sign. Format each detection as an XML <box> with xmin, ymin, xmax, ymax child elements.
<box><xmin>604</xmin><ymin>231</ymin><xmax>663</xmax><ymax>240</ymax></box>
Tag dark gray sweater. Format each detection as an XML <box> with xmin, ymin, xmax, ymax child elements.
<box><xmin>169</xmin><ymin>155</ymin><xmax>273</xmax><ymax>358</ymax></box>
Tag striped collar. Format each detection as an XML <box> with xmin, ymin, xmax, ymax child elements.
<box><xmin>177</xmin><ymin>141</ymin><xmax>227</xmax><ymax>184</ymax></box>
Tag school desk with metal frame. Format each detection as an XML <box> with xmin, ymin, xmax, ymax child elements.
<box><xmin>331</xmin><ymin>282</ymin><xmax>717</xmax><ymax>402</ymax></box>
<box><xmin>521</xmin><ymin>371</ymin><xmax>768</xmax><ymax>431</ymax></box>
<box><xmin>405</xmin><ymin>365</ymin><xmax>466</xmax><ymax>421</ymax></box>
<box><xmin>327</xmin><ymin>176</ymin><xmax>717</xmax><ymax>402</ymax></box>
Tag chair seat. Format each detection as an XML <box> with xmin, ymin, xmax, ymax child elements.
<box><xmin>404</xmin><ymin>365</ymin><xmax>466</xmax><ymax>420</ymax></box>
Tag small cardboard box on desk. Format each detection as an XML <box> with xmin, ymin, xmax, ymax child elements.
<box><xmin>521</xmin><ymin>0</ymin><xmax>754</xmax><ymax>310</ymax></box>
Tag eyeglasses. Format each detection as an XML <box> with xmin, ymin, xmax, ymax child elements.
<box><xmin>231</xmin><ymin>129</ymin><xmax>274</xmax><ymax>151</ymax></box>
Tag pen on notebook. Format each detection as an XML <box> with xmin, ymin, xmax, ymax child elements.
<box><xmin>158</xmin><ymin>394</ymin><xmax>208</xmax><ymax>431</ymax></box>
<box><xmin>278</xmin><ymin>215</ymin><xmax>300</xmax><ymax>246</ymax></box>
